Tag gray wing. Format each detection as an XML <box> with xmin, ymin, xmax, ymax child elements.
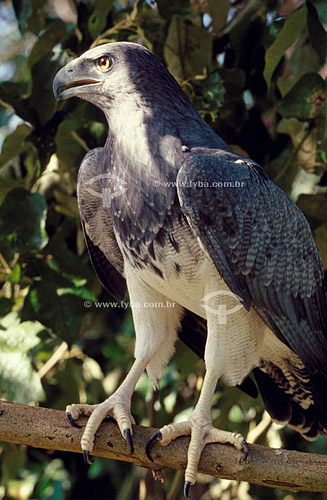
<box><xmin>177</xmin><ymin>147</ymin><xmax>327</xmax><ymax>378</ymax></box>
<box><xmin>77</xmin><ymin>148</ymin><xmax>126</xmax><ymax>300</ymax></box>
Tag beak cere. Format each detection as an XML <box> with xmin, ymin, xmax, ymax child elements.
<box><xmin>53</xmin><ymin>66</ymin><xmax>103</xmax><ymax>100</ymax></box>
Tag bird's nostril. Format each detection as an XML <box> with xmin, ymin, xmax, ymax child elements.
<box><xmin>67</xmin><ymin>69</ymin><xmax>74</xmax><ymax>73</ymax></box>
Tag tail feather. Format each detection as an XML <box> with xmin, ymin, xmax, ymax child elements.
<box><xmin>254</xmin><ymin>365</ymin><xmax>327</xmax><ymax>440</ymax></box>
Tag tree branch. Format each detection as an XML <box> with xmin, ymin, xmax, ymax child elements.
<box><xmin>0</xmin><ymin>401</ymin><xmax>327</xmax><ymax>492</ymax></box>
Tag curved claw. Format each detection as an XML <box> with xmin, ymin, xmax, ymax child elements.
<box><xmin>145</xmin><ymin>430</ymin><xmax>162</xmax><ymax>462</ymax></box>
<box><xmin>241</xmin><ymin>439</ymin><xmax>249</xmax><ymax>460</ymax></box>
<box><xmin>83</xmin><ymin>450</ymin><xmax>94</xmax><ymax>465</ymax></box>
<box><xmin>184</xmin><ymin>481</ymin><xmax>191</xmax><ymax>498</ymax></box>
<box><xmin>124</xmin><ymin>428</ymin><xmax>134</xmax><ymax>455</ymax></box>
<box><xmin>66</xmin><ymin>412</ymin><xmax>81</xmax><ymax>428</ymax></box>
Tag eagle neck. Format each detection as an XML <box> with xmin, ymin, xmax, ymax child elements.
<box><xmin>104</xmin><ymin>103</ymin><xmax>182</xmax><ymax>181</ymax></box>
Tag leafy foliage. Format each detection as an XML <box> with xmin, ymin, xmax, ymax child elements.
<box><xmin>0</xmin><ymin>312</ymin><xmax>44</xmax><ymax>403</ymax></box>
<box><xmin>0</xmin><ymin>0</ymin><xmax>326</xmax><ymax>499</ymax></box>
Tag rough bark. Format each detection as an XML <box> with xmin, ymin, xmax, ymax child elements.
<box><xmin>0</xmin><ymin>401</ymin><xmax>327</xmax><ymax>492</ymax></box>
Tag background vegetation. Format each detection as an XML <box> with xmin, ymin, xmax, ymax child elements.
<box><xmin>0</xmin><ymin>0</ymin><xmax>326</xmax><ymax>498</ymax></box>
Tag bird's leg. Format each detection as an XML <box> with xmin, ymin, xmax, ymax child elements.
<box><xmin>185</xmin><ymin>371</ymin><xmax>247</xmax><ymax>490</ymax></box>
<box><xmin>147</xmin><ymin>289</ymin><xmax>248</xmax><ymax>497</ymax></box>
<box><xmin>67</xmin><ymin>357</ymin><xmax>148</xmax><ymax>460</ymax></box>
<box><xmin>147</xmin><ymin>369</ymin><xmax>246</xmax><ymax>495</ymax></box>
<box><xmin>68</xmin><ymin>267</ymin><xmax>183</xmax><ymax>463</ymax></box>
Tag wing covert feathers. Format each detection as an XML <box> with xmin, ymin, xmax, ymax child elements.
<box><xmin>177</xmin><ymin>147</ymin><xmax>327</xmax><ymax>439</ymax></box>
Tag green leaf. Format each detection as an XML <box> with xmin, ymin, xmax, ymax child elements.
<box><xmin>314</xmin><ymin>0</ymin><xmax>327</xmax><ymax>24</ymax></box>
<box><xmin>164</xmin><ymin>16</ymin><xmax>213</xmax><ymax>80</ymax></box>
<box><xmin>0</xmin><ymin>312</ymin><xmax>44</xmax><ymax>403</ymax></box>
<box><xmin>30</xmin><ymin>54</ymin><xmax>62</xmax><ymax>126</ymax></box>
<box><xmin>1</xmin><ymin>444</ymin><xmax>27</xmax><ymax>489</ymax></box>
<box><xmin>206</xmin><ymin>0</ymin><xmax>230</xmax><ymax>33</ymax></box>
<box><xmin>277</xmin><ymin>72</ymin><xmax>327</xmax><ymax>140</ymax></box>
<box><xmin>287</xmin><ymin>31</ymin><xmax>320</xmax><ymax>77</ymax></box>
<box><xmin>28</xmin><ymin>20</ymin><xmax>71</xmax><ymax>69</ymax></box>
<box><xmin>12</xmin><ymin>0</ymin><xmax>32</xmax><ymax>34</ymax></box>
<box><xmin>88</xmin><ymin>0</ymin><xmax>115</xmax><ymax>39</ymax></box>
<box><xmin>8</xmin><ymin>263</ymin><xmax>21</xmax><ymax>285</ymax></box>
<box><xmin>55</xmin><ymin>119</ymin><xmax>85</xmax><ymax>170</ymax></box>
<box><xmin>26</xmin><ymin>0</ymin><xmax>48</xmax><ymax>35</ymax></box>
<box><xmin>22</xmin><ymin>267</ymin><xmax>92</xmax><ymax>343</ymax></box>
<box><xmin>57</xmin><ymin>286</ymin><xmax>97</xmax><ymax>302</ymax></box>
<box><xmin>0</xmin><ymin>298</ymin><xmax>15</xmax><ymax>318</ymax></box>
<box><xmin>0</xmin><ymin>188</ymin><xmax>48</xmax><ymax>253</ymax></box>
<box><xmin>277</xmin><ymin>72</ymin><xmax>326</xmax><ymax>120</ymax></box>
<box><xmin>45</xmin><ymin>220</ymin><xmax>93</xmax><ymax>280</ymax></box>
<box><xmin>229</xmin><ymin>404</ymin><xmax>243</xmax><ymax>423</ymax></box>
<box><xmin>277</xmin><ymin>117</ymin><xmax>318</xmax><ymax>172</ymax></box>
<box><xmin>190</xmin><ymin>71</ymin><xmax>225</xmax><ymax>122</ymax></box>
<box><xmin>307</xmin><ymin>1</ymin><xmax>327</xmax><ymax>65</ymax></box>
<box><xmin>0</xmin><ymin>82</ymin><xmax>35</xmax><ymax>124</ymax></box>
<box><xmin>277</xmin><ymin>75</ymin><xmax>300</xmax><ymax>97</ymax></box>
<box><xmin>314</xmin><ymin>225</ymin><xmax>327</xmax><ymax>270</ymax></box>
<box><xmin>52</xmin><ymin>359</ymin><xmax>84</xmax><ymax>410</ymax></box>
<box><xmin>157</xmin><ymin>0</ymin><xmax>192</xmax><ymax>20</ymax></box>
<box><xmin>13</xmin><ymin>0</ymin><xmax>47</xmax><ymax>35</ymax></box>
<box><xmin>297</xmin><ymin>194</ymin><xmax>327</xmax><ymax>222</ymax></box>
<box><xmin>0</xmin><ymin>124</ymin><xmax>33</xmax><ymax>169</ymax></box>
<box><xmin>264</xmin><ymin>5</ymin><xmax>307</xmax><ymax>88</ymax></box>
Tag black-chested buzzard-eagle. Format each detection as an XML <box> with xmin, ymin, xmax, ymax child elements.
<box><xmin>53</xmin><ymin>42</ymin><xmax>327</xmax><ymax>497</ymax></box>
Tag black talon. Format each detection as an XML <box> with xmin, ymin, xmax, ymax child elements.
<box><xmin>83</xmin><ymin>450</ymin><xmax>94</xmax><ymax>465</ymax></box>
<box><xmin>241</xmin><ymin>439</ymin><xmax>249</xmax><ymax>460</ymax></box>
<box><xmin>124</xmin><ymin>428</ymin><xmax>134</xmax><ymax>455</ymax></box>
<box><xmin>184</xmin><ymin>481</ymin><xmax>191</xmax><ymax>498</ymax></box>
<box><xmin>66</xmin><ymin>412</ymin><xmax>81</xmax><ymax>428</ymax></box>
<box><xmin>145</xmin><ymin>430</ymin><xmax>162</xmax><ymax>462</ymax></box>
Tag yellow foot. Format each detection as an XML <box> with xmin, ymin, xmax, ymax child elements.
<box><xmin>66</xmin><ymin>396</ymin><xmax>135</xmax><ymax>463</ymax></box>
<box><xmin>146</xmin><ymin>419</ymin><xmax>247</xmax><ymax>497</ymax></box>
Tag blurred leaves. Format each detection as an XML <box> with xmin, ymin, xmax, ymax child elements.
<box><xmin>0</xmin><ymin>124</ymin><xmax>32</xmax><ymax>169</ymax></box>
<box><xmin>297</xmin><ymin>193</ymin><xmax>327</xmax><ymax>222</ymax></box>
<box><xmin>13</xmin><ymin>0</ymin><xmax>48</xmax><ymax>35</ymax></box>
<box><xmin>88</xmin><ymin>0</ymin><xmax>115</xmax><ymax>39</ymax></box>
<box><xmin>264</xmin><ymin>5</ymin><xmax>307</xmax><ymax>88</ymax></box>
<box><xmin>278</xmin><ymin>73</ymin><xmax>326</xmax><ymax>122</ymax></box>
<box><xmin>0</xmin><ymin>81</ymin><xmax>33</xmax><ymax>124</ymax></box>
<box><xmin>206</xmin><ymin>0</ymin><xmax>230</xmax><ymax>33</ymax></box>
<box><xmin>277</xmin><ymin>118</ymin><xmax>318</xmax><ymax>172</ymax></box>
<box><xmin>277</xmin><ymin>72</ymin><xmax>327</xmax><ymax>140</ymax></box>
<box><xmin>0</xmin><ymin>188</ymin><xmax>48</xmax><ymax>254</ymax></box>
<box><xmin>22</xmin><ymin>265</ymin><xmax>96</xmax><ymax>344</ymax></box>
<box><xmin>314</xmin><ymin>225</ymin><xmax>327</xmax><ymax>269</ymax></box>
<box><xmin>164</xmin><ymin>16</ymin><xmax>213</xmax><ymax>80</ymax></box>
<box><xmin>27</xmin><ymin>20</ymin><xmax>71</xmax><ymax>69</ymax></box>
<box><xmin>188</xmin><ymin>71</ymin><xmax>225</xmax><ymax>123</ymax></box>
<box><xmin>157</xmin><ymin>0</ymin><xmax>192</xmax><ymax>20</ymax></box>
<box><xmin>0</xmin><ymin>312</ymin><xmax>44</xmax><ymax>403</ymax></box>
<box><xmin>307</xmin><ymin>1</ymin><xmax>327</xmax><ymax>65</ymax></box>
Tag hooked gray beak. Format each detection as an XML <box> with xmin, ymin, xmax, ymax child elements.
<box><xmin>53</xmin><ymin>65</ymin><xmax>103</xmax><ymax>100</ymax></box>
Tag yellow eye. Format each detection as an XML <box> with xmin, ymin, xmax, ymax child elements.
<box><xmin>97</xmin><ymin>56</ymin><xmax>110</xmax><ymax>71</ymax></box>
